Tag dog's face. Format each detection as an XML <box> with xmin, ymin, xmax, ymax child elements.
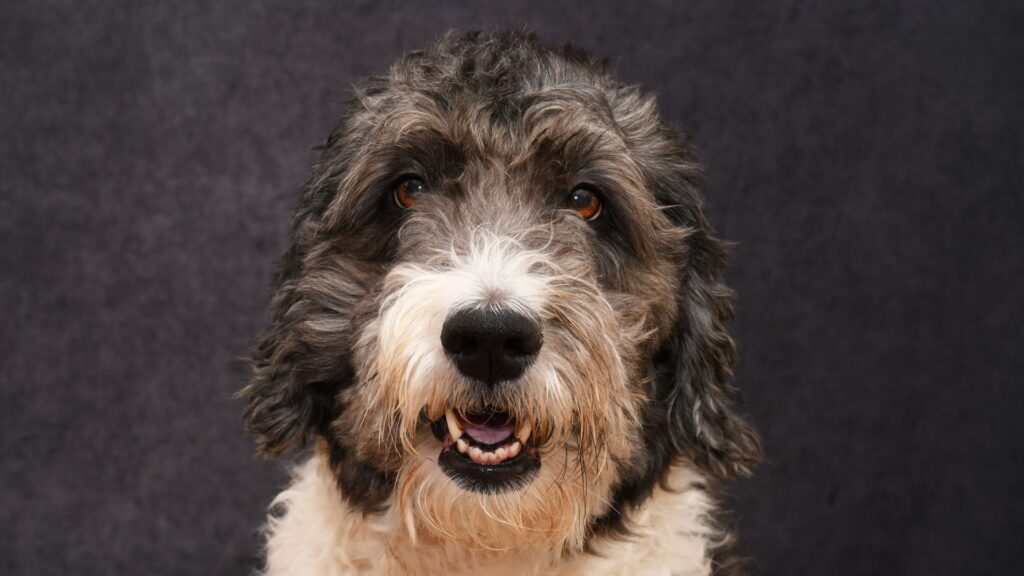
<box><xmin>244</xmin><ymin>31</ymin><xmax>759</xmax><ymax>553</ymax></box>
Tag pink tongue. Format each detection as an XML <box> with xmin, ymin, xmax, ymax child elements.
<box><xmin>462</xmin><ymin>421</ymin><xmax>515</xmax><ymax>444</ymax></box>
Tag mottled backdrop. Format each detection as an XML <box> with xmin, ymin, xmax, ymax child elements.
<box><xmin>2</xmin><ymin>1</ymin><xmax>1022</xmax><ymax>574</ymax></box>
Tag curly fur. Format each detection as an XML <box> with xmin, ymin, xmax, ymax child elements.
<box><xmin>242</xmin><ymin>29</ymin><xmax>761</xmax><ymax>575</ymax></box>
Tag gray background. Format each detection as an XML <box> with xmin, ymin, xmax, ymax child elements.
<box><xmin>2</xmin><ymin>1</ymin><xmax>1022</xmax><ymax>574</ymax></box>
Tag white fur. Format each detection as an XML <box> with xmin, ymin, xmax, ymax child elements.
<box><xmin>262</xmin><ymin>450</ymin><xmax>716</xmax><ymax>576</ymax></box>
<box><xmin>344</xmin><ymin>231</ymin><xmax>640</xmax><ymax>553</ymax></box>
<box><xmin>267</xmin><ymin>233</ymin><xmax>711</xmax><ymax>573</ymax></box>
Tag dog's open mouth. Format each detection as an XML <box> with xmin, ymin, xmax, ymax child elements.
<box><xmin>430</xmin><ymin>407</ymin><xmax>541</xmax><ymax>493</ymax></box>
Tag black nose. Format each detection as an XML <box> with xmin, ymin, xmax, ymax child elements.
<box><xmin>440</xmin><ymin>308</ymin><xmax>542</xmax><ymax>386</ymax></box>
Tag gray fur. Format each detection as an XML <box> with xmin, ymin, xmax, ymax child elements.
<box><xmin>242</xmin><ymin>29</ymin><xmax>761</xmax><ymax>573</ymax></box>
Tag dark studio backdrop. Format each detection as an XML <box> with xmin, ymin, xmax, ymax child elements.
<box><xmin>2</xmin><ymin>1</ymin><xmax>1022</xmax><ymax>574</ymax></box>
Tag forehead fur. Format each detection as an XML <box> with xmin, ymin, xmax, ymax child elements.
<box><xmin>315</xmin><ymin>31</ymin><xmax>700</xmax><ymax>285</ymax></box>
<box><xmin>358</xmin><ymin>30</ymin><xmax>653</xmax><ymax>156</ymax></box>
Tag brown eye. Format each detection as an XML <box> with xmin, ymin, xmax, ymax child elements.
<box><xmin>394</xmin><ymin>177</ymin><xmax>426</xmax><ymax>208</ymax></box>
<box><xmin>566</xmin><ymin>187</ymin><xmax>602</xmax><ymax>220</ymax></box>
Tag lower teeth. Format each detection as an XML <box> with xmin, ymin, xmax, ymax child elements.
<box><xmin>459</xmin><ymin>439</ymin><xmax>522</xmax><ymax>464</ymax></box>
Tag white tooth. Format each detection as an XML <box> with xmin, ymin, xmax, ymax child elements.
<box><xmin>456</xmin><ymin>438</ymin><xmax>468</xmax><ymax>453</ymax></box>
<box><xmin>508</xmin><ymin>441</ymin><xmax>521</xmax><ymax>458</ymax></box>
<box><xmin>496</xmin><ymin>447</ymin><xmax>508</xmax><ymax>461</ymax></box>
<box><xmin>469</xmin><ymin>446</ymin><xmax>483</xmax><ymax>461</ymax></box>
<box><xmin>445</xmin><ymin>409</ymin><xmax>463</xmax><ymax>440</ymax></box>
<box><xmin>516</xmin><ymin>421</ymin><xmax>533</xmax><ymax>445</ymax></box>
<box><xmin>483</xmin><ymin>452</ymin><xmax>496</xmax><ymax>464</ymax></box>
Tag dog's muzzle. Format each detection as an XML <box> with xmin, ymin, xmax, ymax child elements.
<box><xmin>430</xmin><ymin>307</ymin><xmax>543</xmax><ymax>492</ymax></box>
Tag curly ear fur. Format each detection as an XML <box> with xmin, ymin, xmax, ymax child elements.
<box><xmin>242</xmin><ymin>278</ymin><xmax>349</xmax><ymax>457</ymax></box>
<box><xmin>660</xmin><ymin>230</ymin><xmax>762</xmax><ymax>478</ymax></box>
<box><xmin>240</xmin><ymin>135</ymin><xmax>355</xmax><ymax>457</ymax></box>
<box><xmin>240</xmin><ymin>74</ymin><xmax>400</xmax><ymax>459</ymax></box>
<box><xmin>653</xmin><ymin>145</ymin><xmax>763</xmax><ymax>479</ymax></box>
<box><xmin>592</xmin><ymin>138</ymin><xmax>761</xmax><ymax>546</ymax></box>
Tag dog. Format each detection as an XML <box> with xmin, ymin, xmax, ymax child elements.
<box><xmin>242</xmin><ymin>30</ymin><xmax>761</xmax><ymax>576</ymax></box>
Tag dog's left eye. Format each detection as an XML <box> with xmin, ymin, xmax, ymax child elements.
<box><xmin>566</xmin><ymin>187</ymin><xmax>602</xmax><ymax>220</ymax></box>
<box><xmin>394</xmin><ymin>178</ymin><xmax>427</xmax><ymax>209</ymax></box>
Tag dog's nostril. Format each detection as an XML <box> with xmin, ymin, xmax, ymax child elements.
<box><xmin>504</xmin><ymin>339</ymin><xmax>524</xmax><ymax>357</ymax></box>
<box><xmin>442</xmin><ymin>334</ymin><xmax>473</xmax><ymax>356</ymax></box>
<box><xmin>504</xmin><ymin>334</ymin><xmax>541</xmax><ymax>358</ymax></box>
<box><xmin>441</xmin><ymin>308</ymin><xmax>542</xmax><ymax>386</ymax></box>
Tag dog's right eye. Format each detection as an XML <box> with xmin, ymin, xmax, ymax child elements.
<box><xmin>394</xmin><ymin>178</ymin><xmax>427</xmax><ymax>209</ymax></box>
<box><xmin>566</xmin><ymin>186</ymin><xmax>602</xmax><ymax>221</ymax></box>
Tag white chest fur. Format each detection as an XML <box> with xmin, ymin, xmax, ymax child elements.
<box><xmin>261</xmin><ymin>453</ymin><xmax>717</xmax><ymax>576</ymax></box>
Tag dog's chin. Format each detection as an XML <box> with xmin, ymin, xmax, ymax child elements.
<box><xmin>429</xmin><ymin>409</ymin><xmax>541</xmax><ymax>494</ymax></box>
<box><xmin>436</xmin><ymin>447</ymin><xmax>541</xmax><ymax>494</ymax></box>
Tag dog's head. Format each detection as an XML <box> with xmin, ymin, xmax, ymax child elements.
<box><xmin>243</xmin><ymin>30</ymin><xmax>760</xmax><ymax>553</ymax></box>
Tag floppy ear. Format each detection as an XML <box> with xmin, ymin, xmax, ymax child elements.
<box><xmin>241</xmin><ymin>216</ymin><xmax>334</xmax><ymax>456</ymax></box>
<box><xmin>242</xmin><ymin>78</ymin><xmax>392</xmax><ymax>457</ymax></box>
<box><xmin>243</xmin><ymin>311</ymin><xmax>323</xmax><ymax>458</ymax></box>
<box><xmin>652</xmin><ymin>160</ymin><xmax>763</xmax><ymax>478</ymax></box>
<box><xmin>241</xmin><ymin>141</ymin><xmax>352</xmax><ymax>457</ymax></box>
<box><xmin>657</xmin><ymin>231</ymin><xmax>762</xmax><ymax>478</ymax></box>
